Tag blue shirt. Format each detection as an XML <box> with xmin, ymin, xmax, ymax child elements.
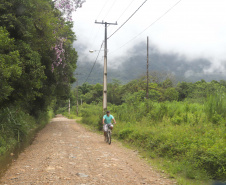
<box><xmin>103</xmin><ymin>114</ymin><xmax>114</xmax><ymax>124</ymax></box>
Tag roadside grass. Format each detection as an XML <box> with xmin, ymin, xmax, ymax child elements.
<box><xmin>112</xmin><ymin>121</ymin><xmax>215</xmax><ymax>185</ymax></box>
<box><xmin>0</xmin><ymin>106</ymin><xmax>53</xmax><ymax>156</ymax></box>
<box><xmin>120</xmin><ymin>141</ymin><xmax>211</xmax><ymax>185</ymax></box>
<box><xmin>63</xmin><ymin>110</ymin><xmax>212</xmax><ymax>185</ymax></box>
<box><xmin>63</xmin><ymin>97</ymin><xmax>226</xmax><ymax>184</ymax></box>
<box><xmin>64</xmin><ymin>113</ymin><xmax>82</xmax><ymax>121</ymax></box>
<box><xmin>57</xmin><ymin>105</ymin><xmax>83</xmax><ymax>121</ymax></box>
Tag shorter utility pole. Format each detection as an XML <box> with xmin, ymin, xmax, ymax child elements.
<box><xmin>75</xmin><ymin>73</ymin><xmax>81</xmax><ymax>116</ymax></box>
<box><xmin>146</xmin><ymin>36</ymin><xmax>149</xmax><ymax>99</ymax></box>
<box><xmin>68</xmin><ymin>99</ymin><xmax>71</xmax><ymax>114</ymax></box>
<box><xmin>76</xmin><ymin>80</ymin><xmax>79</xmax><ymax>116</ymax></box>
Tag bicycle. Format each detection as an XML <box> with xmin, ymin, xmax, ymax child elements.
<box><xmin>105</xmin><ymin>124</ymin><xmax>113</xmax><ymax>145</ymax></box>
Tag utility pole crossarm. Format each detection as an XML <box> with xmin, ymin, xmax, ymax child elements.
<box><xmin>95</xmin><ymin>20</ymin><xmax>117</xmax><ymax>25</ymax></box>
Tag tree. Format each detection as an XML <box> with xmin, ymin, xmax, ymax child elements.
<box><xmin>122</xmin><ymin>77</ymin><xmax>146</xmax><ymax>94</ymax></box>
<box><xmin>176</xmin><ymin>82</ymin><xmax>193</xmax><ymax>101</ymax></box>
<box><xmin>108</xmin><ymin>79</ymin><xmax>122</xmax><ymax>105</ymax></box>
<box><xmin>161</xmin><ymin>78</ymin><xmax>173</xmax><ymax>89</ymax></box>
<box><xmin>219</xmin><ymin>80</ymin><xmax>226</xmax><ymax>88</ymax></box>
<box><xmin>150</xmin><ymin>71</ymin><xmax>177</xmax><ymax>85</ymax></box>
<box><xmin>0</xmin><ymin>0</ymin><xmax>78</xmax><ymax>116</ymax></box>
<box><xmin>163</xmin><ymin>88</ymin><xmax>179</xmax><ymax>101</ymax></box>
<box><xmin>0</xmin><ymin>27</ymin><xmax>22</xmax><ymax>104</ymax></box>
<box><xmin>149</xmin><ymin>83</ymin><xmax>161</xmax><ymax>101</ymax></box>
<box><xmin>79</xmin><ymin>83</ymin><xmax>92</xmax><ymax>94</ymax></box>
<box><xmin>54</xmin><ymin>0</ymin><xmax>85</xmax><ymax>21</ymax></box>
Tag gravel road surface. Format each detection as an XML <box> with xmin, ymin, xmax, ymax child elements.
<box><xmin>0</xmin><ymin>115</ymin><xmax>176</xmax><ymax>185</ymax></box>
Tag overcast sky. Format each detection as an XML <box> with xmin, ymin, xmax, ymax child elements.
<box><xmin>72</xmin><ymin>0</ymin><xmax>226</xmax><ymax>73</ymax></box>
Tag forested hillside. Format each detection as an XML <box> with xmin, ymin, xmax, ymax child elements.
<box><xmin>75</xmin><ymin>43</ymin><xmax>226</xmax><ymax>85</ymax></box>
<box><xmin>0</xmin><ymin>0</ymin><xmax>77</xmax><ymax>155</ymax></box>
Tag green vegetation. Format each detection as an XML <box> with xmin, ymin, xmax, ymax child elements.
<box><xmin>0</xmin><ymin>107</ymin><xmax>53</xmax><ymax>155</ymax></box>
<box><xmin>0</xmin><ymin>0</ymin><xmax>77</xmax><ymax>156</ymax></box>
<box><xmin>80</xmin><ymin>101</ymin><xmax>225</xmax><ymax>181</ymax></box>
<box><xmin>59</xmin><ymin>77</ymin><xmax>226</xmax><ymax>182</ymax></box>
<box><xmin>1</xmin><ymin>0</ymin><xmax>225</xmax><ymax>183</ymax></box>
<box><xmin>75</xmin><ymin>52</ymin><xmax>226</xmax><ymax>85</ymax></box>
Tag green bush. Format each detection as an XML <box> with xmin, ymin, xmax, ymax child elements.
<box><xmin>118</xmin><ymin>128</ymin><xmax>134</xmax><ymax>139</ymax></box>
<box><xmin>171</xmin><ymin>116</ymin><xmax>183</xmax><ymax>125</ymax></box>
<box><xmin>0</xmin><ymin>106</ymin><xmax>52</xmax><ymax>156</ymax></box>
<box><xmin>80</xmin><ymin>100</ymin><xmax>226</xmax><ymax>181</ymax></box>
<box><xmin>79</xmin><ymin>103</ymin><xmax>103</xmax><ymax>130</ymax></box>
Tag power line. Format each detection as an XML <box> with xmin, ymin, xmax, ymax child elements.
<box><xmin>84</xmin><ymin>41</ymin><xmax>104</xmax><ymax>83</ymax></box>
<box><xmin>105</xmin><ymin>0</ymin><xmax>135</xmax><ymax>34</ymax></box>
<box><xmin>116</xmin><ymin>0</ymin><xmax>137</xmax><ymax>21</ymax></box>
<box><xmin>108</xmin><ymin>0</ymin><xmax>148</xmax><ymax>40</ymax></box>
<box><xmin>96</xmin><ymin>0</ymin><xmax>110</xmax><ymax>20</ymax></box>
<box><xmin>109</xmin><ymin>0</ymin><xmax>182</xmax><ymax>54</ymax></box>
<box><xmin>95</xmin><ymin>0</ymin><xmax>116</xmax><ymax>36</ymax></box>
<box><xmin>91</xmin><ymin>25</ymin><xmax>102</xmax><ymax>48</ymax></box>
<box><xmin>103</xmin><ymin>0</ymin><xmax>118</xmax><ymax>20</ymax></box>
<box><xmin>88</xmin><ymin>0</ymin><xmax>110</xmax><ymax>49</ymax></box>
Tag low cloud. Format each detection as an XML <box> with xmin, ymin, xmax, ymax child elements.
<box><xmin>73</xmin><ymin>0</ymin><xmax>226</xmax><ymax>80</ymax></box>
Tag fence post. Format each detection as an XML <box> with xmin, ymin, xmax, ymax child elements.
<box><xmin>18</xmin><ymin>130</ymin><xmax>20</xmax><ymax>142</ymax></box>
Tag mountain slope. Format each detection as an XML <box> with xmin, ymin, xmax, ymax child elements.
<box><xmin>74</xmin><ymin>43</ymin><xmax>226</xmax><ymax>85</ymax></box>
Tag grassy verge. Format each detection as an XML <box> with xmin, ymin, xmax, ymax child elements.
<box><xmin>63</xmin><ymin>110</ymin><xmax>210</xmax><ymax>185</ymax></box>
<box><xmin>0</xmin><ymin>106</ymin><xmax>54</xmax><ymax>157</ymax></box>
<box><xmin>62</xmin><ymin>100</ymin><xmax>226</xmax><ymax>184</ymax></box>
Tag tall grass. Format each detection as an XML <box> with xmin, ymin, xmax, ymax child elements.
<box><xmin>204</xmin><ymin>91</ymin><xmax>226</xmax><ymax>124</ymax></box>
<box><xmin>0</xmin><ymin>106</ymin><xmax>52</xmax><ymax>156</ymax></box>
<box><xmin>80</xmin><ymin>96</ymin><xmax>226</xmax><ymax>181</ymax></box>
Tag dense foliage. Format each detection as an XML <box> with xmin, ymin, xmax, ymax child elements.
<box><xmin>80</xmin><ymin>99</ymin><xmax>226</xmax><ymax>181</ymax></box>
<box><xmin>59</xmin><ymin>77</ymin><xmax>226</xmax><ymax>181</ymax></box>
<box><xmin>0</xmin><ymin>0</ymin><xmax>77</xmax><ymax>155</ymax></box>
<box><xmin>68</xmin><ymin>76</ymin><xmax>226</xmax><ymax>107</ymax></box>
<box><xmin>75</xmin><ymin>51</ymin><xmax>226</xmax><ymax>85</ymax></box>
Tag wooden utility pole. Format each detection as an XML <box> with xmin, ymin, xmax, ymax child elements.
<box><xmin>68</xmin><ymin>99</ymin><xmax>70</xmax><ymax>114</ymax></box>
<box><xmin>146</xmin><ymin>36</ymin><xmax>149</xmax><ymax>99</ymax></box>
<box><xmin>95</xmin><ymin>20</ymin><xmax>117</xmax><ymax>112</ymax></box>
<box><xmin>75</xmin><ymin>73</ymin><xmax>81</xmax><ymax>116</ymax></box>
<box><xmin>76</xmin><ymin>79</ymin><xmax>79</xmax><ymax>116</ymax></box>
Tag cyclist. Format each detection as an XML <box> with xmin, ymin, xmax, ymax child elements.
<box><xmin>103</xmin><ymin>110</ymin><xmax>116</xmax><ymax>141</ymax></box>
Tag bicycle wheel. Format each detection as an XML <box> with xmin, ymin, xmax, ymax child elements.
<box><xmin>105</xmin><ymin>134</ymin><xmax>108</xmax><ymax>143</ymax></box>
<box><xmin>105</xmin><ymin>131</ymin><xmax>109</xmax><ymax>143</ymax></box>
<box><xmin>108</xmin><ymin>131</ymin><xmax>111</xmax><ymax>145</ymax></box>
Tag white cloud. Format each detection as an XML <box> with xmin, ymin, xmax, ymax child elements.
<box><xmin>72</xmin><ymin>0</ymin><xmax>226</xmax><ymax>73</ymax></box>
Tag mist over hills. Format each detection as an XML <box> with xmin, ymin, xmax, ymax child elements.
<box><xmin>74</xmin><ymin>43</ymin><xmax>226</xmax><ymax>85</ymax></box>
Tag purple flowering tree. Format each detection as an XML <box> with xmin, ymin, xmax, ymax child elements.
<box><xmin>53</xmin><ymin>0</ymin><xmax>86</xmax><ymax>21</ymax></box>
<box><xmin>51</xmin><ymin>0</ymin><xmax>85</xmax><ymax>72</ymax></box>
<box><xmin>51</xmin><ymin>37</ymin><xmax>67</xmax><ymax>72</ymax></box>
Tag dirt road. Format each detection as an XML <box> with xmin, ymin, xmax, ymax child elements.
<box><xmin>0</xmin><ymin>115</ymin><xmax>176</xmax><ymax>185</ymax></box>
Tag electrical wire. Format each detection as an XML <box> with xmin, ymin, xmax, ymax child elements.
<box><xmin>88</xmin><ymin>0</ymin><xmax>109</xmax><ymax>49</ymax></box>
<box><xmin>91</xmin><ymin>25</ymin><xmax>102</xmax><ymax>49</ymax></box>
<box><xmin>103</xmin><ymin>0</ymin><xmax>118</xmax><ymax>20</ymax></box>
<box><xmin>96</xmin><ymin>0</ymin><xmax>110</xmax><ymax>20</ymax></box>
<box><xmin>91</xmin><ymin>0</ymin><xmax>116</xmax><ymax>43</ymax></box>
<box><xmin>116</xmin><ymin>0</ymin><xmax>137</xmax><ymax>22</ymax></box>
<box><xmin>109</xmin><ymin>0</ymin><xmax>182</xmax><ymax>54</ymax></box>
<box><xmin>84</xmin><ymin>41</ymin><xmax>104</xmax><ymax>83</ymax></box>
<box><xmin>108</xmin><ymin>0</ymin><xmax>148</xmax><ymax>40</ymax></box>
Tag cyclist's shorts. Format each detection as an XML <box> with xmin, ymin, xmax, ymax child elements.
<box><xmin>103</xmin><ymin>124</ymin><xmax>113</xmax><ymax>132</ymax></box>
